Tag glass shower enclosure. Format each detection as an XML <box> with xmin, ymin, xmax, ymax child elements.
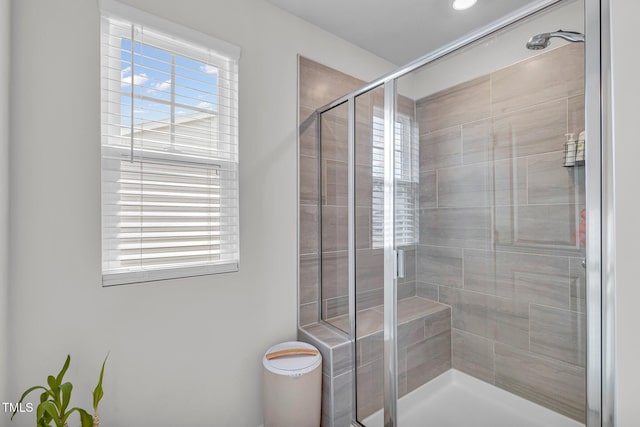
<box><xmin>310</xmin><ymin>0</ymin><xmax>604</xmax><ymax>426</ymax></box>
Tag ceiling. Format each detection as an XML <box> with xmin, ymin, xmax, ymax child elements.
<box><xmin>265</xmin><ymin>0</ymin><xmax>539</xmax><ymax>65</ymax></box>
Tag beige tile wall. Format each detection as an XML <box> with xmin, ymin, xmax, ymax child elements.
<box><xmin>298</xmin><ymin>57</ymin><xmax>365</xmax><ymax>328</ymax></box>
<box><xmin>416</xmin><ymin>43</ymin><xmax>587</xmax><ymax>423</ymax></box>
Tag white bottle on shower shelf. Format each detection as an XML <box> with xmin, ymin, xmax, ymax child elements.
<box><xmin>564</xmin><ymin>133</ymin><xmax>576</xmax><ymax>167</ymax></box>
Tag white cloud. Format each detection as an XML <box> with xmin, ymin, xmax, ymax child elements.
<box><xmin>197</xmin><ymin>101</ymin><xmax>213</xmax><ymax>109</ymax></box>
<box><xmin>121</xmin><ymin>73</ymin><xmax>148</xmax><ymax>87</ymax></box>
<box><xmin>200</xmin><ymin>64</ymin><xmax>218</xmax><ymax>75</ymax></box>
<box><xmin>153</xmin><ymin>80</ymin><xmax>171</xmax><ymax>91</ymax></box>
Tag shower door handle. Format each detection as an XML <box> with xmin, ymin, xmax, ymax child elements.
<box><xmin>396</xmin><ymin>249</ymin><xmax>405</xmax><ymax>279</ymax></box>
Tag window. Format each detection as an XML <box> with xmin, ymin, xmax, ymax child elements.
<box><xmin>371</xmin><ymin>111</ymin><xmax>419</xmax><ymax>248</ymax></box>
<box><xmin>100</xmin><ymin>0</ymin><xmax>240</xmax><ymax>286</ymax></box>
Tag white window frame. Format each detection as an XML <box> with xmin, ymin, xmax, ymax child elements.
<box><xmin>100</xmin><ymin>0</ymin><xmax>241</xmax><ymax>286</ymax></box>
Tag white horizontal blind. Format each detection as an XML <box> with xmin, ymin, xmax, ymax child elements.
<box><xmin>372</xmin><ymin>111</ymin><xmax>418</xmax><ymax>248</ymax></box>
<box><xmin>100</xmin><ymin>9</ymin><xmax>239</xmax><ymax>285</ymax></box>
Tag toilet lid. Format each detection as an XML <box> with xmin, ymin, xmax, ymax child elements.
<box><xmin>263</xmin><ymin>341</ymin><xmax>322</xmax><ymax>376</ymax></box>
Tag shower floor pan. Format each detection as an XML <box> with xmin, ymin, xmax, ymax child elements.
<box><xmin>362</xmin><ymin>369</ymin><xmax>584</xmax><ymax>427</ymax></box>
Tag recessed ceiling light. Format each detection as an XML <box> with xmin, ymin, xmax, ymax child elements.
<box><xmin>452</xmin><ymin>0</ymin><xmax>477</xmax><ymax>10</ymax></box>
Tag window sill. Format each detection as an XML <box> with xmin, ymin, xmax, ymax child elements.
<box><xmin>102</xmin><ymin>262</ymin><xmax>239</xmax><ymax>286</ymax></box>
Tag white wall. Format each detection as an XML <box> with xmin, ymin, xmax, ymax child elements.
<box><xmin>6</xmin><ymin>1</ymin><xmax>393</xmax><ymax>426</ymax></box>
<box><xmin>610</xmin><ymin>1</ymin><xmax>640</xmax><ymax>426</ymax></box>
<box><xmin>0</xmin><ymin>0</ymin><xmax>9</xmax><ymax>405</ymax></box>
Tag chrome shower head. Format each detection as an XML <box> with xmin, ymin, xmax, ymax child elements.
<box><xmin>526</xmin><ymin>33</ymin><xmax>551</xmax><ymax>50</ymax></box>
<box><xmin>526</xmin><ymin>30</ymin><xmax>585</xmax><ymax>50</ymax></box>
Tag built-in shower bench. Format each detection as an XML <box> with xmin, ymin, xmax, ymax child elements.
<box><xmin>298</xmin><ymin>297</ymin><xmax>452</xmax><ymax>425</ymax></box>
<box><xmin>325</xmin><ymin>296</ymin><xmax>451</xmax><ymax>343</ymax></box>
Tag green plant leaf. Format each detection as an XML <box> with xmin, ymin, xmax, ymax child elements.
<box><xmin>41</xmin><ymin>401</ymin><xmax>62</xmax><ymax>427</ymax></box>
<box><xmin>11</xmin><ymin>385</ymin><xmax>49</xmax><ymax>420</ymax></box>
<box><xmin>67</xmin><ymin>407</ymin><xmax>93</xmax><ymax>427</ymax></box>
<box><xmin>40</xmin><ymin>391</ymin><xmax>49</xmax><ymax>403</ymax></box>
<box><xmin>80</xmin><ymin>409</ymin><xmax>94</xmax><ymax>427</ymax></box>
<box><xmin>60</xmin><ymin>382</ymin><xmax>72</xmax><ymax>414</ymax></box>
<box><xmin>37</xmin><ymin>401</ymin><xmax>60</xmax><ymax>427</ymax></box>
<box><xmin>47</xmin><ymin>375</ymin><xmax>59</xmax><ymax>398</ymax></box>
<box><xmin>92</xmin><ymin>353</ymin><xmax>109</xmax><ymax>412</ymax></box>
<box><xmin>36</xmin><ymin>401</ymin><xmax>46</xmax><ymax>421</ymax></box>
<box><xmin>55</xmin><ymin>355</ymin><xmax>71</xmax><ymax>386</ymax></box>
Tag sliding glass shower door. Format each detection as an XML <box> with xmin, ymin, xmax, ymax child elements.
<box><xmin>315</xmin><ymin>2</ymin><xmax>600</xmax><ymax>425</ymax></box>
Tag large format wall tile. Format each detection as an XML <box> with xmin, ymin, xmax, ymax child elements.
<box><xmin>417</xmin><ymin>282</ymin><xmax>439</xmax><ymax>300</ymax></box>
<box><xmin>462</xmin><ymin>119</ymin><xmax>492</xmax><ymax>165</ymax></box>
<box><xmin>420</xmin><ymin>126</ymin><xmax>462</xmax><ymax>171</ymax></box>
<box><xmin>357</xmin><ymin>288</ymin><xmax>384</xmax><ymax>312</ymax></box>
<box><xmin>355</xmin><ymin>207</ymin><xmax>372</xmax><ymax>249</ymax></box>
<box><xmin>492</xmin><ymin>157</ymin><xmax>528</xmax><ymax>206</ymax></box>
<box><xmin>494</xmin><ymin>344</ymin><xmax>586</xmax><ymax>422</ymax></box>
<box><xmin>355</xmin><ymin>120</ymin><xmax>373</xmax><ymax>166</ymax></box>
<box><xmin>417</xmin><ymin>245</ymin><xmax>463</xmax><ymax>288</ymax></box>
<box><xmin>424</xmin><ymin>307</ymin><xmax>451</xmax><ymax>338</ymax></box>
<box><xmin>446</xmin><ymin>154</ymin><xmax>527</xmax><ymax>206</ymax></box>
<box><xmin>300</xmin><ymin>205</ymin><xmax>319</xmax><ymax>255</ymax></box>
<box><xmin>299</xmin><ymin>254</ymin><xmax>319</xmax><ymax>305</ymax></box>
<box><xmin>420</xmin><ymin>207</ymin><xmax>492</xmax><ymax>249</ymax></box>
<box><xmin>398</xmin><ymin>317</ymin><xmax>427</xmax><ymax>349</ymax></box>
<box><xmin>320</xmin><ymin>109</ymin><xmax>349</xmax><ymax>163</ymax></box>
<box><xmin>491</xmin><ymin>43</ymin><xmax>584</xmax><ymax>115</ymax></box>
<box><xmin>452</xmin><ymin>328</ymin><xmax>494</xmax><ymax>384</ymax></box>
<box><xmin>419</xmin><ymin>171</ymin><xmax>437</xmax><ymax>209</ymax></box>
<box><xmin>358</xmin><ymin>331</ymin><xmax>383</xmax><ymax>367</ymax></box>
<box><xmin>530</xmin><ymin>304</ymin><xmax>586</xmax><ymax>366</ymax></box>
<box><xmin>356</xmin><ymin>248</ymin><xmax>384</xmax><ymax>292</ymax></box>
<box><xmin>439</xmin><ymin>286</ymin><xmax>529</xmax><ymax>350</ymax></box>
<box><xmin>568</xmin><ymin>95</ymin><xmax>585</xmax><ymax>135</ymax></box>
<box><xmin>527</xmin><ymin>151</ymin><xmax>585</xmax><ymax>205</ymax></box>
<box><xmin>333</xmin><ymin>370</ymin><xmax>353</xmax><ymax>427</ymax></box>
<box><xmin>299</xmin><ymin>56</ymin><xmax>364</xmax><ymax>109</ymax></box>
<box><xmin>463</xmin><ymin>249</ymin><xmax>572</xmax><ymax>309</ymax></box>
<box><xmin>321</xmin><ymin>206</ymin><xmax>347</xmax><ymax>252</ymax></box>
<box><xmin>417</xmin><ymin>76</ymin><xmax>491</xmax><ymax>132</ymax></box>
<box><xmin>321</xmin><ymin>251</ymin><xmax>348</xmax><ymax>300</ymax></box>
<box><xmin>321</xmin><ymin>206</ymin><xmax>371</xmax><ymax>252</ymax></box>
<box><xmin>406</xmin><ymin>332</ymin><xmax>452</xmax><ymax>393</ymax></box>
<box><xmin>325</xmin><ymin>295</ymin><xmax>348</xmax><ymax>320</ymax></box>
<box><xmin>398</xmin><ymin>282</ymin><xmax>417</xmax><ymax>301</ymax></box>
<box><xmin>299</xmin><ymin>302</ymin><xmax>318</xmax><ymax>326</ymax></box>
<box><xmin>322</xmin><ymin>159</ymin><xmax>347</xmax><ymax>206</ymax></box>
<box><xmin>357</xmin><ymin>357</ymin><xmax>384</xmax><ymax>419</ymax></box>
<box><xmin>300</xmin><ymin>155</ymin><xmax>319</xmax><ymax>205</ymax></box>
<box><xmin>494</xmin><ymin>204</ymin><xmax>581</xmax><ymax>255</ymax></box>
<box><xmin>463</xmin><ymin>98</ymin><xmax>568</xmax><ymax>164</ymax></box>
<box><xmin>356</xmin><ymin>164</ymin><xmax>373</xmax><ymax>208</ymax></box>
<box><xmin>437</xmin><ymin>163</ymin><xmax>490</xmax><ymax>208</ymax></box>
<box><xmin>299</xmin><ymin>105</ymin><xmax>318</xmax><ymax>157</ymax></box>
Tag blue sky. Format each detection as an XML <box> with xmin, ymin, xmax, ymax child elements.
<box><xmin>119</xmin><ymin>38</ymin><xmax>219</xmax><ymax>128</ymax></box>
